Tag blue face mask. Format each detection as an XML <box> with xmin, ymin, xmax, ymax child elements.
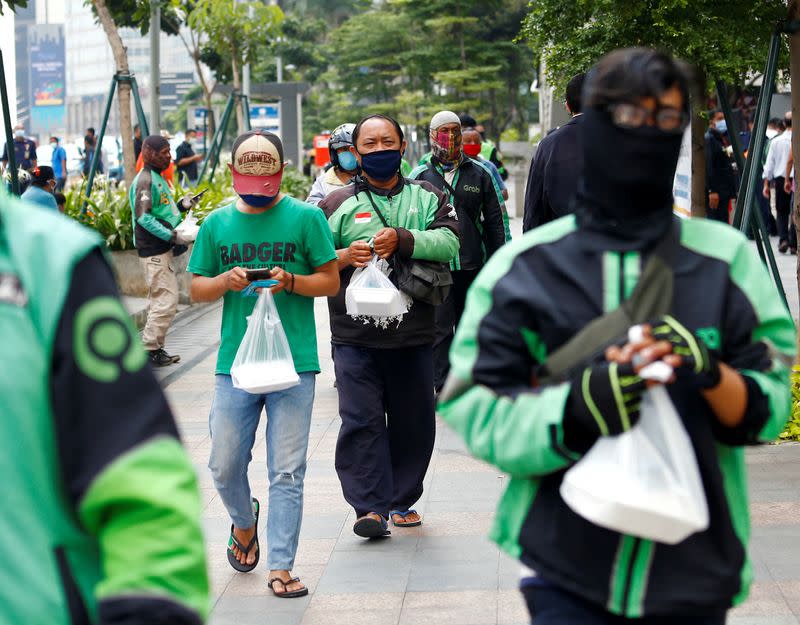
<box><xmin>715</xmin><ymin>120</ymin><xmax>727</xmax><ymax>135</ymax></box>
<box><xmin>359</xmin><ymin>149</ymin><xmax>402</xmax><ymax>182</ymax></box>
<box><xmin>240</xmin><ymin>194</ymin><xmax>277</xmax><ymax>208</ymax></box>
<box><xmin>337</xmin><ymin>150</ymin><xmax>358</xmax><ymax>172</ymax></box>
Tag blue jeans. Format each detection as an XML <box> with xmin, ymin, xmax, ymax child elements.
<box><xmin>208</xmin><ymin>372</ymin><xmax>315</xmax><ymax>570</ymax></box>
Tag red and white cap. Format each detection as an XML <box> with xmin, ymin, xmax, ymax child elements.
<box><xmin>230</xmin><ymin>130</ymin><xmax>284</xmax><ymax>196</ymax></box>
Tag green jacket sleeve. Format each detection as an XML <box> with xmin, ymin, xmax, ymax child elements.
<box><xmin>78</xmin><ymin>437</ymin><xmax>209</xmax><ymax>621</ymax></box>
<box><xmin>437</xmin><ymin>241</ymin><xmax>580</xmax><ymax>478</ymax></box>
<box><xmin>718</xmin><ymin>238</ymin><xmax>796</xmax><ymax>443</ymax></box>
<box><xmin>396</xmin><ymin>185</ymin><xmax>460</xmax><ymax>262</ymax></box>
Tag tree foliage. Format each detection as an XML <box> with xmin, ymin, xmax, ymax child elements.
<box><xmin>285</xmin><ymin>0</ymin><xmax>535</xmax><ymax>143</ymax></box>
<box><xmin>520</xmin><ymin>0</ymin><xmax>787</xmax><ymax>93</ymax></box>
<box><xmin>0</xmin><ymin>0</ymin><xmax>27</xmax><ymax>15</ymax></box>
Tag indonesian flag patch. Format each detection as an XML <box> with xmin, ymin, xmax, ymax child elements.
<box><xmin>354</xmin><ymin>212</ymin><xmax>372</xmax><ymax>224</ymax></box>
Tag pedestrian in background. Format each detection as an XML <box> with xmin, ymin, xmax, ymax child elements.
<box><xmin>523</xmin><ymin>72</ymin><xmax>585</xmax><ymax>231</ymax></box>
<box><xmin>175</xmin><ymin>128</ymin><xmax>203</xmax><ymax>187</ymax></box>
<box><xmin>410</xmin><ymin>110</ymin><xmax>506</xmax><ymax>393</ymax></box>
<box><xmin>763</xmin><ymin>112</ymin><xmax>795</xmax><ymax>253</ymax></box>
<box><xmin>440</xmin><ymin>47</ymin><xmax>794</xmax><ymax>625</ymax></box>
<box><xmin>1</xmin><ymin>124</ymin><xmax>37</xmax><ymax>172</ymax></box>
<box><xmin>49</xmin><ymin>136</ymin><xmax>67</xmax><ymax>191</ymax></box>
<box><xmin>705</xmin><ymin>110</ymin><xmax>737</xmax><ymax>223</ymax></box>
<box><xmin>320</xmin><ymin>114</ymin><xmax>459</xmax><ymax>538</ymax></box>
<box><xmin>21</xmin><ymin>165</ymin><xmax>58</xmax><ymax>211</ymax></box>
<box><xmin>129</xmin><ymin>135</ymin><xmax>195</xmax><ymax>367</ymax></box>
<box><xmin>133</xmin><ymin>123</ymin><xmax>143</xmax><ymax>161</ymax></box>
<box><xmin>189</xmin><ymin>130</ymin><xmax>339</xmax><ymax>598</ymax></box>
<box><xmin>307</xmin><ymin>123</ymin><xmax>358</xmax><ymax>205</ymax></box>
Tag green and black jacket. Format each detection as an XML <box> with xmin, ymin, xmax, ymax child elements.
<box><xmin>0</xmin><ymin>194</ymin><xmax>208</xmax><ymax>624</ymax></box>
<box><xmin>129</xmin><ymin>166</ymin><xmax>181</xmax><ymax>258</ymax></box>
<box><xmin>439</xmin><ymin>213</ymin><xmax>794</xmax><ymax>617</ymax></box>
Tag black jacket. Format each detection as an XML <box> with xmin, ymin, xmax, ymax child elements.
<box><xmin>705</xmin><ymin>129</ymin><xmax>737</xmax><ymax>199</ymax></box>
<box><xmin>523</xmin><ymin>115</ymin><xmax>584</xmax><ymax>232</ymax></box>
<box><xmin>411</xmin><ymin>157</ymin><xmax>506</xmax><ymax>271</ymax></box>
<box><xmin>440</xmin><ymin>210</ymin><xmax>795</xmax><ymax>617</ymax></box>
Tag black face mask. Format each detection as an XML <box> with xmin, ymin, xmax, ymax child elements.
<box><xmin>577</xmin><ymin>108</ymin><xmax>683</xmax><ymax>238</ymax></box>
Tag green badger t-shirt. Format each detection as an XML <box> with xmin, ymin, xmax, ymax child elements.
<box><xmin>187</xmin><ymin>196</ymin><xmax>337</xmax><ymax>375</ymax></box>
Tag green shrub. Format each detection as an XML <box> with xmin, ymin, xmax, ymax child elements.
<box><xmin>65</xmin><ymin>166</ymin><xmax>313</xmax><ymax>248</ymax></box>
<box><xmin>781</xmin><ymin>366</ymin><xmax>800</xmax><ymax>441</ymax></box>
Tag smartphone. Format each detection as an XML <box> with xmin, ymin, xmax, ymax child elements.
<box><xmin>191</xmin><ymin>188</ymin><xmax>208</xmax><ymax>203</ymax></box>
<box><xmin>246</xmin><ymin>268</ymin><xmax>273</xmax><ymax>282</ymax></box>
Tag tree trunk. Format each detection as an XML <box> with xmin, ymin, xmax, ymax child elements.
<box><xmin>93</xmin><ymin>0</ymin><xmax>135</xmax><ymax>185</ymax></box>
<box><xmin>789</xmin><ymin>0</ymin><xmax>800</xmax><ymax>343</ymax></box>
<box><xmin>179</xmin><ymin>30</ymin><xmax>216</xmax><ymax>138</ymax></box>
<box><xmin>690</xmin><ymin>107</ymin><xmax>707</xmax><ymax>217</ymax></box>
<box><xmin>231</xmin><ymin>49</ymin><xmax>244</xmax><ymax>133</ymax></box>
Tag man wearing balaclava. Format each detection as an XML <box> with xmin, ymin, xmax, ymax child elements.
<box><xmin>129</xmin><ymin>135</ymin><xmax>196</xmax><ymax>367</ymax></box>
<box><xmin>439</xmin><ymin>48</ymin><xmax>795</xmax><ymax>624</ymax></box>
<box><xmin>410</xmin><ymin>110</ymin><xmax>507</xmax><ymax>393</ymax></box>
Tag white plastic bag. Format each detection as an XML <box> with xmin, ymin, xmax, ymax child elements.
<box><xmin>230</xmin><ymin>289</ymin><xmax>300</xmax><ymax>394</ymax></box>
<box><xmin>175</xmin><ymin>209</ymin><xmax>200</xmax><ymax>240</ymax></box>
<box><xmin>560</xmin><ymin>360</ymin><xmax>709</xmax><ymax>544</ymax></box>
<box><xmin>345</xmin><ymin>256</ymin><xmax>408</xmax><ymax>318</ymax></box>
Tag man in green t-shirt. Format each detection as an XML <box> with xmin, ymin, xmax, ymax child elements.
<box><xmin>188</xmin><ymin>130</ymin><xmax>339</xmax><ymax>599</ymax></box>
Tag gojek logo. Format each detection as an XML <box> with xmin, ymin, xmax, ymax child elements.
<box><xmin>74</xmin><ymin>296</ymin><xmax>147</xmax><ymax>382</ymax></box>
<box><xmin>695</xmin><ymin>327</ymin><xmax>721</xmax><ymax>351</ymax></box>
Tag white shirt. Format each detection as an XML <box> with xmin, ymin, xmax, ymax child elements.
<box><xmin>763</xmin><ymin>130</ymin><xmax>792</xmax><ymax>181</ymax></box>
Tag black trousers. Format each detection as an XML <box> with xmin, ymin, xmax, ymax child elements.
<box><xmin>773</xmin><ymin>177</ymin><xmax>797</xmax><ymax>248</ymax></box>
<box><xmin>333</xmin><ymin>344</ymin><xmax>435</xmax><ymax>518</ymax></box>
<box><xmin>522</xmin><ymin>585</ymin><xmax>727</xmax><ymax>625</ymax></box>
<box><xmin>433</xmin><ymin>268</ymin><xmax>481</xmax><ymax>392</ymax></box>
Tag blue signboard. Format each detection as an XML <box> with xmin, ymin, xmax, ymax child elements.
<box><xmin>29</xmin><ymin>25</ymin><xmax>66</xmax><ymax>134</ymax></box>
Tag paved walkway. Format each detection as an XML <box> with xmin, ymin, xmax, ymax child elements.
<box><xmin>153</xmin><ymin>219</ymin><xmax>800</xmax><ymax>625</ymax></box>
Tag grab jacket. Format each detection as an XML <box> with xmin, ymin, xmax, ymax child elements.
<box><xmin>0</xmin><ymin>193</ymin><xmax>208</xmax><ymax>624</ymax></box>
<box><xmin>410</xmin><ymin>157</ymin><xmax>507</xmax><ymax>271</ymax></box>
<box><xmin>320</xmin><ymin>176</ymin><xmax>459</xmax><ymax>348</ymax></box>
<box><xmin>439</xmin><ymin>213</ymin><xmax>794</xmax><ymax>618</ymax></box>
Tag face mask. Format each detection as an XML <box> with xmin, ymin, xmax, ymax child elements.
<box><xmin>766</xmin><ymin>128</ymin><xmax>779</xmax><ymax>139</ymax></box>
<box><xmin>579</xmin><ymin>108</ymin><xmax>683</xmax><ymax>224</ymax></box>
<box><xmin>463</xmin><ymin>143</ymin><xmax>482</xmax><ymax>158</ymax></box>
<box><xmin>431</xmin><ymin>128</ymin><xmax>462</xmax><ymax>163</ymax></box>
<box><xmin>359</xmin><ymin>149</ymin><xmax>402</xmax><ymax>182</ymax></box>
<box><xmin>50</xmin><ymin>142</ymin><xmax>57</xmax><ymax>148</ymax></box>
<box><xmin>337</xmin><ymin>150</ymin><xmax>358</xmax><ymax>172</ymax></box>
<box><xmin>715</xmin><ymin>120</ymin><xmax>727</xmax><ymax>134</ymax></box>
<box><xmin>14</xmin><ymin>130</ymin><xmax>24</xmax><ymax>138</ymax></box>
<box><xmin>240</xmin><ymin>193</ymin><xmax>277</xmax><ymax>208</ymax></box>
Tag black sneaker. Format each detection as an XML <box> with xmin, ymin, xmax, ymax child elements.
<box><xmin>161</xmin><ymin>349</ymin><xmax>181</xmax><ymax>364</ymax></box>
<box><xmin>149</xmin><ymin>349</ymin><xmax>175</xmax><ymax>367</ymax></box>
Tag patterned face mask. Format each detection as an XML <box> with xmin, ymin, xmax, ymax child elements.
<box><xmin>431</xmin><ymin>128</ymin><xmax>462</xmax><ymax>163</ymax></box>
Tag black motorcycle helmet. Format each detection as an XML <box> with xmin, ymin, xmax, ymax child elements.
<box><xmin>328</xmin><ymin>123</ymin><xmax>356</xmax><ymax>169</ymax></box>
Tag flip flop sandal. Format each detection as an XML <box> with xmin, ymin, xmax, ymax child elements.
<box><xmin>226</xmin><ymin>498</ymin><xmax>260</xmax><ymax>573</ymax></box>
<box><xmin>268</xmin><ymin>576</ymin><xmax>309</xmax><ymax>599</ymax></box>
<box><xmin>390</xmin><ymin>509</ymin><xmax>422</xmax><ymax>527</ymax></box>
<box><xmin>353</xmin><ymin>513</ymin><xmax>391</xmax><ymax>538</ymax></box>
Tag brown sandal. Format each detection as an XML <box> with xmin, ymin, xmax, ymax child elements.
<box><xmin>268</xmin><ymin>576</ymin><xmax>309</xmax><ymax>598</ymax></box>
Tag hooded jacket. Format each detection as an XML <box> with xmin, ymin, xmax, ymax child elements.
<box><xmin>438</xmin><ymin>211</ymin><xmax>794</xmax><ymax>617</ymax></box>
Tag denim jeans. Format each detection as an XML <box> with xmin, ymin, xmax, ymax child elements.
<box><xmin>208</xmin><ymin>372</ymin><xmax>316</xmax><ymax>570</ymax></box>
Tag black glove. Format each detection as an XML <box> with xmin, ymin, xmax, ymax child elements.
<box><xmin>651</xmin><ymin>315</ymin><xmax>721</xmax><ymax>389</ymax></box>
<box><xmin>564</xmin><ymin>362</ymin><xmax>647</xmax><ymax>452</ymax></box>
<box><xmin>172</xmin><ymin>244</ymin><xmax>188</xmax><ymax>257</ymax></box>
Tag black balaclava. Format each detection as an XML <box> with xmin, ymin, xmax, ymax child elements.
<box><xmin>142</xmin><ymin>135</ymin><xmax>172</xmax><ymax>172</ymax></box>
<box><xmin>576</xmin><ymin>108</ymin><xmax>683</xmax><ymax>244</ymax></box>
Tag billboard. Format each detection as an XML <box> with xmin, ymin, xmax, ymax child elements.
<box><xmin>250</xmin><ymin>103</ymin><xmax>280</xmax><ymax>134</ymax></box>
<box><xmin>29</xmin><ymin>24</ymin><xmax>66</xmax><ymax>135</ymax></box>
